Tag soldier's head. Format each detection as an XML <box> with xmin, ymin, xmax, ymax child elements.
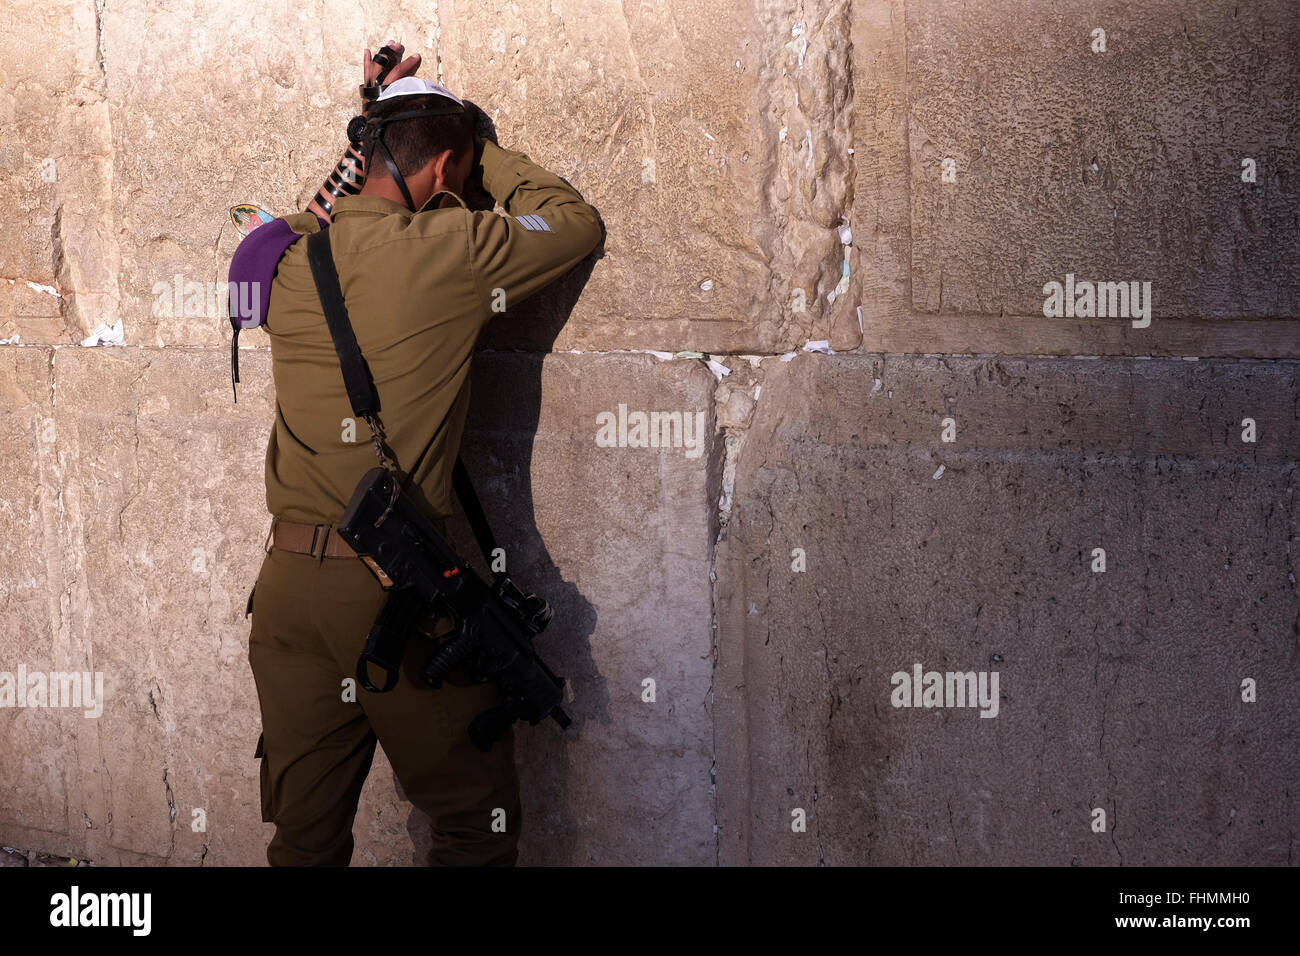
<box><xmin>361</xmin><ymin>81</ymin><xmax>475</xmax><ymax>211</ymax></box>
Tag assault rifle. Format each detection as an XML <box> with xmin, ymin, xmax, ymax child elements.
<box><xmin>308</xmin><ymin>228</ymin><xmax>571</xmax><ymax>753</ymax></box>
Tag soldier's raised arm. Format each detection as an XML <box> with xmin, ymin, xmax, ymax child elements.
<box><xmin>465</xmin><ymin>137</ymin><xmax>604</xmax><ymax>316</ymax></box>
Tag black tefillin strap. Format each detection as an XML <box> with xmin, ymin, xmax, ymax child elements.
<box><xmin>304</xmin><ymin>226</ymin><xmax>502</xmax><ymax>571</ymax></box>
<box><xmin>229</xmin><ymin>300</ymin><xmax>242</xmax><ymax>401</ymax></box>
<box><xmin>362</xmin><ymin>103</ymin><xmax>467</xmax><ymax>212</ymax></box>
<box><xmin>358</xmin><ymin>45</ymin><xmax>399</xmax><ymax>110</ymax></box>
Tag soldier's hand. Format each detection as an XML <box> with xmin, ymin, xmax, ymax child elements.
<box><xmin>363</xmin><ymin>40</ymin><xmax>421</xmax><ymax>88</ymax></box>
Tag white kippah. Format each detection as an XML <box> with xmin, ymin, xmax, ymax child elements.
<box><xmin>376</xmin><ymin>76</ymin><xmax>464</xmax><ymax>107</ymax></box>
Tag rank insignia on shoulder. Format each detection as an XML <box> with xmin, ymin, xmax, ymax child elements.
<box><xmin>230</xmin><ymin>204</ymin><xmax>276</xmax><ymax>238</ymax></box>
<box><xmin>514</xmin><ymin>213</ymin><xmax>553</xmax><ymax>232</ymax></box>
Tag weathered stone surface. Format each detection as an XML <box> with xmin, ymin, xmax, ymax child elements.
<box><xmin>0</xmin><ymin>1</ymin><xmax>120</xmax><ymax>345</ymax></box>
<box><xmin>1</xmin><ymin>0</ymin><xmax>853</xmax><ymax>352</ymax></box>
<box><xmin>851</xmin><ymin>0</ymin><xmax>1300</xmax><ymax>357</ymax></box>
<box><xmin>715</xmin><ymin>354</ymin><xmax>1300</xmax><ymax>864</ymax></box>
<box><xmin>5</xmin><ymin>0</ymin><xmax>1300</xmax><ymax>871</ymax></box>
<box><xmin>0</xmin><ymin>347</ymin><xmax>78</xmax><ymax>853</ymax></box>
<box><xmin>390</xmin><ymin>352</ymin><xmax>720</xmax><ymax>865</ymax></box>
<box><xmin>906</xmin><ymin>0</ymin><xmax>1300</xmax><ymax>320</ymax></box>
<box><xmin>442</xmin><ymin>0</ymin><xmax>789</xmax><ymax>353</ymax></box>
<box><xmin>1</xmin><ymin>346</ymin><xmax>717</xmax><ymax>865</ymax></box>
<box><xmin>353</xmin><ymin>352</ymin><xmax>721</xmax><ymax>865</ymax></box>
<box><xmin>450</xmin><ymin>0</ymin><xmax>846</xmax><ymax>353</ymax></box>
<box><xmin>92</xmin><ymin>0</ymin><xmax>348</xmax><ymax>348</ymax></box>
<box><xmin>38</xmin><ymin>345</ymin><xmax>277</xmax><ymax>864</ymax></box>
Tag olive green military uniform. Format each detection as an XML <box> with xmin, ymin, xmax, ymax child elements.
<box><xmin>247</xmin><ymin>137</ymin><xmax>602</xmax><ymax>866</ymax></box>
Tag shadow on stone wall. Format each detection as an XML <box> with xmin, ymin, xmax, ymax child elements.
<box><xmin>396</xmin><ymin>104</ymin><xmax>608</xmax><ymax>863</ymax></box>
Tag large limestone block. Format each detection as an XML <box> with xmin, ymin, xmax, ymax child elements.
<box><xmin>0</xmin><ymin>0</ymin><xmax>119</xmax><ymax>344</ymax></box>
<box><xmin>100</xmin><ymin>0</ymin><xmax>370</xmax><ymax>348</ymax></box>
<box><xmin>0</xmin><ymin>347</ymin><xmax>80</xmax><ymax>853</ymax></box>
<box><xmin>44</xmin><ymin>345</ymin><xmax>277</xmax><ymax>865</ymax></box>
<box><xmin>906</xmin><ymin>0</ymin><xmax>1300</xmax><ymax>319</ymax></box>
<box><xmin>851</xmin><ymin>0</ymin><xmax>1300</xmax><ymax>356</ymax></box>
<box><xmin>440</xmin><ymin>0</ymin><xmax>854</xmax><ymax>353</ymax></box>
<box><xmin>715</xmin><ymin>354</ymin><xmax>1300</xmax><ymax>864</ymax></box>
<box><xmin>370</xmin><ymin>352</ymin><xmax>721</xmax><ymax>864</ymax></box>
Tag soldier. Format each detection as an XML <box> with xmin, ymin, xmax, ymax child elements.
<box><xmin>236</xmin><ymin>42</ymin><xmax>603</xmax><ymax>866</ymax></box>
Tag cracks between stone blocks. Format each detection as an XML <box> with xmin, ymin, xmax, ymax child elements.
<box><xmin>752</xmin><ymin>0</ymin><xmax>857</xmax><ymax>352</ymax></box>
<box><xmin>14</xmin><ymin>344</ymin><xmax>1298</xmax><ymax>364</ymax></box>
<box><xmin>1099</xmin><ymin>665</ymin><xmax>1123</xmax><ymax>864</ymax></box>
<box><xmin>1280</xmin><ymin>457</ymin><xmax>1300</xmax><ymax>659</ymax></box>
<box><xmin>163</xmin><ymin>769</ymin><xmax>176</xmax><ymax>826</ymax></box>
<box><xmin>705</xmin><ymin>354</ymin><xmax>767</xmax><ymax>864</ymax></box>
<box><xmin>947</xmin><ymin>798</ymin><xmax>958</xmax><ymax>863</ymax></box>
<box><xmin>149</xmin><ymin>680</ymin><xmax>183</xmax><ymax>860</ymax></box>
<box><xmin>30</xmin><ymin>0</ymin><xmax>119</xmax><ymax>348</ymax></box>
<box><xmin>50</xmin><ymin>207</ymin><xmax>72</xmax><ymax>335</ymax></box>
<box><xmin>431</xmin><ymin>3</ymin><xmax>445</xmax><ymax>85</ymax></box>
<box><xmin>93</xmin><ymin>0</ymin><xmax>107</xmax><ymax>78</ymax></box>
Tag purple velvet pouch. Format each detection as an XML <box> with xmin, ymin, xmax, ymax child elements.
<box><xmin>226</xmin><ymin>215</ymin><xmax>328</xmax><ymax>400</ymax></box>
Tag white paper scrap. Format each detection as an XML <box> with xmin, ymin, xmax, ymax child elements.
<box><xmin>80</xmin><ymin>319</ymin><xmax>125</xmax><ymax>347</ymax></box>
<box><xmin>802</xmin><ymin>339</ymin><xmax>836</xmax><ymax>355</ymax></box>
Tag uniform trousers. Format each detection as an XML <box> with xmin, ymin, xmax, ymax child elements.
<box><xmin>247</xmin><ymin>540</ymin><xmax>521</xmax><ymax>866</ymax></box>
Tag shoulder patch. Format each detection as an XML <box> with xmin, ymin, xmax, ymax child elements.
<box><xmin>514</xmin><ymin>213</ymin><xmax>553</xmax><ymax>232</ymax></box>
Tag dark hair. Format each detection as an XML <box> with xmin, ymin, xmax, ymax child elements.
<box><xmin>365</xmin><ymin>93</ymin><xmax>474</xmax><ymax>180</ymax></box>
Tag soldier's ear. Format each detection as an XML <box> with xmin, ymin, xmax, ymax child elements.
<box><xmin>433</xmin><ymin>148</ymin><xmax>457</xmax><ymax>177</ymax></box>
<box><xmin>428</xmin><ymin>149</ymin><xmax>462</xmax><ymax>190</ymax></box>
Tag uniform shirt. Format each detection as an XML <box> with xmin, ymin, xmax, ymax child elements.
<box><xmin>261</xmin><ymin>138</ymin><xmax>602</xmax><ymax>525</ymax></box>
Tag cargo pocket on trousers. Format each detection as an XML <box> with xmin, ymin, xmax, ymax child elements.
<box><xmin>255</xmin><ymin>732</ymin><xmax>274</xmax><ymax>823</ymax></box>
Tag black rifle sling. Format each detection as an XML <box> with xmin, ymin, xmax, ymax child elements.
<box><xmin>305</xmin><ymin>227</ymin><xmax>503</xmax><ymax>572</ymax></box>
<box><xmin>452</xmin><ymin>457</ymin><xmax>503</xmax><ymax>576</ymax></box>
<box><xmin>307</xmin><ymin>230</ymin><xmax>377</xmax><ymax>419</ymax></box>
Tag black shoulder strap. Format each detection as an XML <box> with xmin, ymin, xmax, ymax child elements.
<box><xmin>305</xmin><ymin>227</ymin><xmax>503</xmax><ymax>576</ymax></box>
<box><xmin>306</xmin><ymin>230</ymin><xmax>377</xmax><ymax>418</ymax></box>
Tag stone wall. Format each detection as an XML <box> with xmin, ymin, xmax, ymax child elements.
<box><xmin>1</xmin><ymin>0</ymin><xmax>1296</xmax><ymax>865</ymax></box>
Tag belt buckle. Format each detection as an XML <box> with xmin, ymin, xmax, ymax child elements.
<box><xmin>309</xmin><ymin>524</ymin><xmax>328</xmax><ymax>559</ymax></box>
